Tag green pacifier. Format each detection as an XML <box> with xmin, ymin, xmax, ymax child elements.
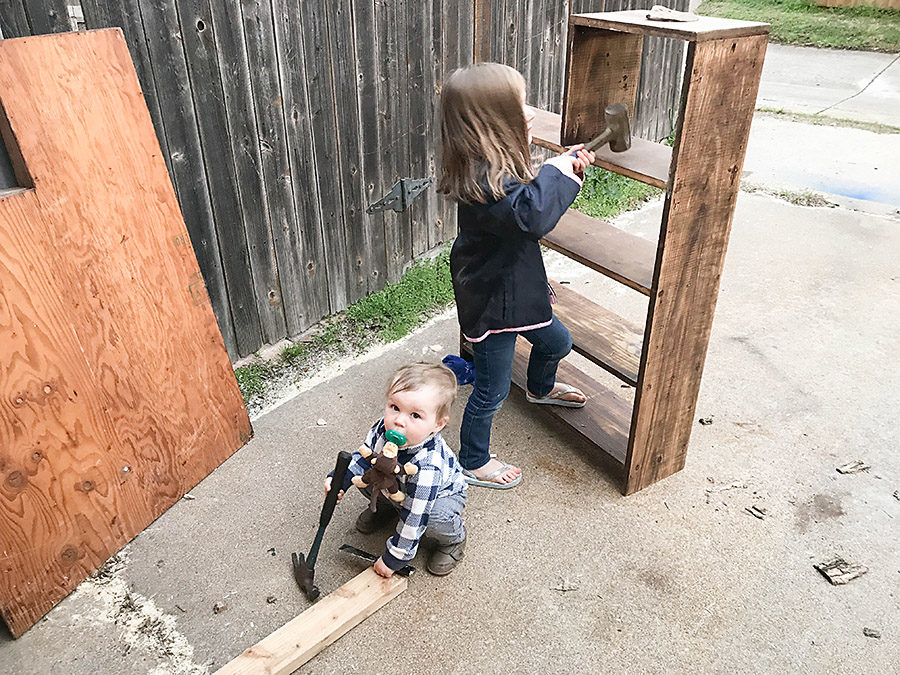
<box><xmin>385</xmin><ymin>429</ymin><xmax>407</xmax><ymax>446</ymax></box>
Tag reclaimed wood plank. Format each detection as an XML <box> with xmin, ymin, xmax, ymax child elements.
<box><xmin>462</xmin><ymin>338</ymin><xmax>631</xmax><ymax>465</ymax></box>
<box><xmin>530</xmin><ymin>107</ymin><xmax>671</xmax><ymax>189</ymax></box>
<box><xmin>562</xmin><ymin>26</ymin><xmax>643</xmax><ymax>147</ymax></box>
<box><xmin>572</xmin><ymin>10</ymin><xmax>770</xmax><ymax>42</ymax></box>
<box><xmin>0</xmin><ymin>29</ymin><xmax>250</xmax><ymax>637</ymax></box>
<box><xmin>473</xmin><ymin>0</ymin><xmax>490</xmax><ymax>62</ymax></box>
<box><xmin>625</xmin><ymin>34</ymin><xmax>768</xmax><ymax>494</ymax></box>
<box><xmin>208</xmin><ymin>0</ymin><xmax>287</xmax><ymax>345</ymax></box>
<box><xmin>542</xmin><ymin>208</ymin><xmax>656</xmax><ymax>295</ymax></box>
<box><xmin>216</xmin><ymin>569</ymin><xmax>407</xmax><ymax>675</ymax></box>
<box><xmin>550</xmin><ymin>280</ymin><xmax>643</xmax><ymax>385</ymax></box>
<box><xmin>175</xmin><ymin>0</ymin><xmax>262</xmax><ymax>356</ymax></box>
<box><xmin>138</xmin><ymin>0</ymin><xmax>238</xmax><ymax>356</ymax></box>
<box><xmin>272</xmin><ymin>0</ymin><xmax>330</xmax><ymax>330</ymax></box>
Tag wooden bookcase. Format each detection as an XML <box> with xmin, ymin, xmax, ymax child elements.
<box><xmin>466</xmin><ymin>11</ymin><xmax>769</xmax><ymax>494</ymax></box>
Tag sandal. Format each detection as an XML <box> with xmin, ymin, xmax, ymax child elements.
<box><xmin>525</xmin><ymin>383</ymin><xmax>587</xmax><ymax>408</ymax></box>
<box><xmin>462</xmin><ymin>463</ymin><xmax>522</xmax><ymax>490</ymax></box>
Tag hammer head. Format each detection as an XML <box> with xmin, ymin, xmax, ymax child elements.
<box><xmin>604</xmin><ymin>103</ymin><xmax>632</xmax><ymax>153</ymax></box>
<box><xmin>292</xmin><ymin>551</ymin><xmax>320</xmax><ymax>601</ymax></box>
<box><xmin>584</xmin><ymin>103</ymin><xmax>632</xmax><ymax>153</ymax></box>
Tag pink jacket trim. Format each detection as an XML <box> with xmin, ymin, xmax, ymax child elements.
<box><xmin>463</xmin><ymin>319</ymin><xmax>553</xmax><ymax>343</ymax></box>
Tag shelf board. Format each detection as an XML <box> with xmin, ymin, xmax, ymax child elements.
<box><xmin>542</xmin><ymin>208</ymin><xmax>656</xmax><ymax>296</ymax></box>
<box><xmin>571</xmin><ymin>11</ymin><xmax>770</xmax><ymax>42</ymax></box>
<box><xmin>461</xmin><ymin>338</ymin><xmax>632</xmax><ymax>466</ymax></box>
<box><xmin>529</xmin><ymin>107</ymin><xmax>671</xmax><ymax>189</ymax></box>
<box><xmin>549</xmin><ymin>280</ymin><xmax>643</xmax><ymax>386</ymax></box>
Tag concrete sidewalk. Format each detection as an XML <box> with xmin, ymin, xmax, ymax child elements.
<box><xmin>758</xmin><ymin>44</ymin><xmax>900</xmax><ymax>127</ymax></box>
<box><xmin>746</xmin><ymin>43</ymin><xmax>900</xmax><ymax>212</ymax></box>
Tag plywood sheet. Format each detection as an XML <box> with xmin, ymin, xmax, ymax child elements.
<box><xmin>0</xmin><ymin>29</ymin><xmax>251</xmax><ymax>637</ymax></box>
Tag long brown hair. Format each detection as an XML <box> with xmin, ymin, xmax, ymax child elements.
<box><xmin>438</xmin><ymin>63</ymin><xmax>534</xmax><ymax>204</ymax></box>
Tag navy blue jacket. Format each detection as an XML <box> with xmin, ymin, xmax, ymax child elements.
<box><xmin>450</xmin><ymin>164</ymin><xmax>580</xmax><ymax>342</ymax></box>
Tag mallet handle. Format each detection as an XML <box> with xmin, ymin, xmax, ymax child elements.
<box><xmin>321</xmin><ymin>451</ymin><xmax>353</xmax><ymax>528</ymax></box>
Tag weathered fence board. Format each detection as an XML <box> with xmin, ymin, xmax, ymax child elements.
<box><xmin>208</xmin><ymin>1</ymin><xmax>286</xmax><ymax>347</ymax></box>
<box><xmin>176</xmin><ymin>0</ymin><xmax>263</xmax><ymax>355</ymax></box>
<box><xmin>353</xmin><ymin>0</ymin><xmax>388</xmax><ymax>296</ymax></box>
<box><xmin>123</xmin><ymin>0</ymin><xmax>238</xmax><ymax>356</ymax></box>
<box><xmin>271</xmin><ymin>0</ymin><xmax>330</xmax><ymax>331</ymax></box>
<box><xmin>0</xmin><ymin>0</ymin><xmax>29</xmax><ymax>38</ymax></box>
<box><xmin>241</xmin><ymin>0</ymin><xmax>310</xmax><ymax>334</ymax></box>
<box><xmin>22</xmin><ymin>0</ymin><xmax>67</xmax><ymax>33</ymax></box>
<box><xmin>1</xmin><ymin>0</ymin><xmax>684</xmax><ymax>360</ymax></box>
<box><xmin>330</xmin><ymin>0</ymin><xmax>371</xmax><ymax>302</ymax></box>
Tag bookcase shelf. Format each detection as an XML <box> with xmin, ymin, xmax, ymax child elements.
<box><xmin>517</xmin><ymin>11</ymin><xmax>769</xmax><ymax>493</ymax></box>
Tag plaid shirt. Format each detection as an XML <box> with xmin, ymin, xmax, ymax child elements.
<box><xmin>341</xmin><ymin>418</ymin><xmax>467</xmax><ymax>570</ymax></box>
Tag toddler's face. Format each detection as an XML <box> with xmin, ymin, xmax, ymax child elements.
<box><xmin>384</xmin><ymin>384</ymin><xmax>447</xmax><ymax>448</ymax></box>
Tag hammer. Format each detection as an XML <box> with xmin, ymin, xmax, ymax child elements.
<box><xmin>583</xmin><ymin>103</ymin><xmax>632</xmax><ymax>153</ymax></box>
<box><xmin>292</xmin><ymin>450</ymin><xmax>353</xmax><ymax>601</ymax></box>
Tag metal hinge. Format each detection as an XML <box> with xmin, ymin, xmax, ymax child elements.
<box><xmin>366</xmin><ymin>177</ymin><xmax>432</xmax><ymax>214</ymax></box>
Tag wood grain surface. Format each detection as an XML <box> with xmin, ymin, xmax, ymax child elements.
<box><xmin>572</xmin><ymin>10</ymin><xmax>770</xmax><ymax>42</ymax></box>
<box><xmin>562</xmin><ymin>26</ymin><xmax>642</xmax><ymax>147</ymax></box>
<box><xmin>216</xmin><ymin>568</ymin><xmax>407</xmax><ymax>675</ymax></box>
<box><xmin>0</xmin><ymin>29</ymin><xmax>251</xmax><ymax>637</ymax></box>
<box><xmin>625</xmin><ymin>34</ymin><xmax>768</xmax><ymax>494</ymax></box>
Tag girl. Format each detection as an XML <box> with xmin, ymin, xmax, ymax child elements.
<box><xmin>438</xmin><ymin>62</ymin><xmax>594</xmax><ymax>489</ymax></box>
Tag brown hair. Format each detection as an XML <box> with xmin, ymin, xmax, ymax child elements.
<box><xmin>387</xmin><ymin>362</ymin><xmax>457</xmax><ymax>421</ymax></box>
<box><xmin>438</xmin><ymin>62</ymin><xmax>535</xmax><ymax>204</ymax></box>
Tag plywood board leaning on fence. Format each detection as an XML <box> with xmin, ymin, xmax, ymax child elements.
<box><xmin>0</xmin><ymin>29</ymin><xmax>251</xmax><ymax>637</ymax></box>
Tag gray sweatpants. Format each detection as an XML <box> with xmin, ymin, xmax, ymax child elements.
<box><xmin>360</xmin><ymin>487</ymin><xmax>466</xmax><ymax>545</ymax></box>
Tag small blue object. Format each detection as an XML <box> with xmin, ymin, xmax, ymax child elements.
<box><xmin>442</xmin><ymin>354</ymin><xmax>474</xmax><ymax>385</ymax></box>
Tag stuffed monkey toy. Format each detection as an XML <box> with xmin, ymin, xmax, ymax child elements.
<box><xmin>351</xmin><ymin>435</ymin><xmax>418</xmax><ymax>512</ymax></box>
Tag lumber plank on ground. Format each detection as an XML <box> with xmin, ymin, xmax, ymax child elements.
<box><xmin>216</xmin><ymin>568</ymin><xmax>407</xmax><ymax>674</ymax></box>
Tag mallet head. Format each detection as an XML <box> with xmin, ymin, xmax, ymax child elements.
<box><xmin>583</xmin><ymin>103</ymin><xmax>633</xmax><ymax>153</ymax></box>
<box><xmin>292</xmin><ymin>551</ymin><xmax>320</xmax><ymax>601</ymax></box>
<box><xmin>604</xmin><ymin>103</ymin><xmax>632</xmax><ymax>153</ymax></box>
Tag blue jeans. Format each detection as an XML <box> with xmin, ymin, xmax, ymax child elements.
<box><xmin>458</xmin><ymin>316</ymin><xmax>573</xmax><ymax>471</ymax></box>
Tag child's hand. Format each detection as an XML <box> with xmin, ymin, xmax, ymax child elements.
<box><xmin>324</xmin><ymin>476</ymin><xmax>344</xmax><ymax>500</ymax></box>
<box><xmin>566</xmin><ymin>144</ymin><xmax>595</xmax><ymax>173</ymax></box>
<box><xmin>373</xmin><ymin>556</ymin><xmax>394</xmax><ymax>578</ymax></box>
<box><xmin>544</xmin><ymin>144</ymin><xmax>595</xmax><ymax>183</ymax></box>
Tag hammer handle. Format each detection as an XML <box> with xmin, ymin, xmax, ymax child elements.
<box><xmin>321</xmin><ymin>450</ymin><xmax>352</xmax><ymax>528</ymax></box>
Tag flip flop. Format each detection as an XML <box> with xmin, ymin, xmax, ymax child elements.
<box><xmin>525</xmin><ymin>383</ymin><xmax>587</xmax><ymax>408</ymax></box>
<box><xmin>462</xmin><ymin>464</ymin><xmax>522</xmax><ymax>490</ymax></box>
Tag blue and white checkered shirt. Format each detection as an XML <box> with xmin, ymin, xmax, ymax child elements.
<box><xmin>341</xmin><ymin>418</ymin><xmax>467</xmax><ymax>570</ymax></box>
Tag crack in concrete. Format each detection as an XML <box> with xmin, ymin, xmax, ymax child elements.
<box><xmin>815</xmin><ymin>53</ymin><xmax>900</xmax><ymax>115</ymax></box>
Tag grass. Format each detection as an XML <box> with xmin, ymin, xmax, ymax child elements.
<box><xmin>756</xmin><ymin>107</ymin><xmax>900</xmax><ymax>135</ymax></box>
<box><xmin>741</xmin><ymin>182</ymin><xmax>837</xmax><ymax>206</ymax></box>
<box><xmin>571</xmin><ymin>167</ymin><xmax>663</xmax><ymax>219</ymax></box>
<box><xmin>233</xmin><ymin>247</ymin><xmax>454</xmax><ymax>405</ymax></box>
<box><xmin>698</xmin><ymin>0</ymin><xmax>900</xmax><ymax>52</ymax></box>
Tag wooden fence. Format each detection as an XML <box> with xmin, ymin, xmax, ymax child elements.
<box><xmin>0</xmin><ymin>0</ymin><xmax>685</xmax><ymax>360</ymax></box>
